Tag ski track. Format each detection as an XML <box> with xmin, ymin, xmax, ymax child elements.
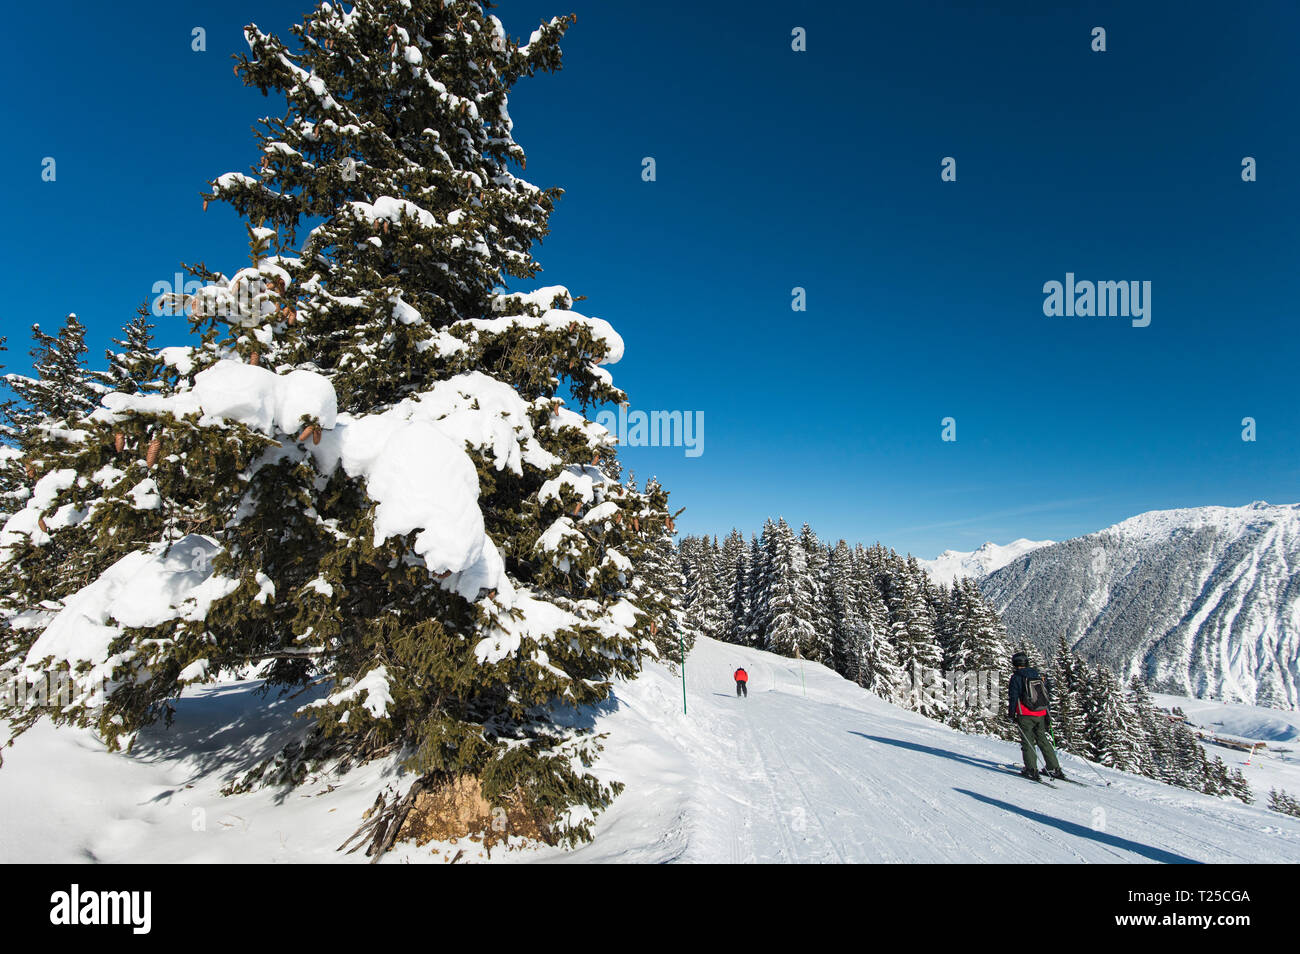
<box><xmin>565</xmin><ymin>637</ymin><xmax>1300</xmax><ymax>864</ymax></box>
<box><xmin>3</xmin><ymin>635</ymin><xmax>1300</xmax><ymax>864</ymax></box>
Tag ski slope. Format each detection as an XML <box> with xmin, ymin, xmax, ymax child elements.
<box><xmin>538</xmin><ymin>637</ymin><xmax>1300</xmax><ymax>863</ymax></box>
<box><xmin>1</xmin><ymin>636</ymin><xmax>1298</xmax><ymax>863</ymax></box>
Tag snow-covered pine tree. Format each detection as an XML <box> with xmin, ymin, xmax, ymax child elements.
<box><xmin>1267</xmin><ymin>788</ymin><xmax>1300</xmax><ymax>818</ymax></box>
<box><xmin>1082</xmin><ymin>666</ymin><xmax>1147</xmax><ymax>773</ymax></box>
<box><xmin>857</xmin><ymin>577</ymin><xmax>903</xmax><ymax>703</ymax></box>
<box><xmin>1227</xmin><ymin>767</ymin><xmax>1253</xmax><ymax>804</ymax></box>
<box><xmin>4</xmin><ymin>315</ymin><xmax>102</xmax><ymax>450</ymax></box>
<box><xmin>631</xmin><ymin>478</ymin><xmax>691</xmax><ymax>665</ymax></box>
<box><xmin>681</xmin><ymin>535</ymin><xmax>723</xmax><ymax>644</ymax></box>
<box><xmin>1126</xmin><ymin>676</ymin><xmax>1180</xmax><ymax>785</ymax></box>
<box><xmin>1168</xmin><ymin>719</ymin><xmax>1214</xmax><ymax>790</ymax></box>
<box><xmin>94</xmin><ymin>306</ymin><xmax>161</xmax><ymax>396</ymax></box>
<box><xmin>744</xmin><ymin>531</ymin><xmax>767</xmax><ymax>648</ymax></box>
<box><xmin>1</xmin><ymin>0</ymin><xmax>676</xmax><ymax>854</ymax></box>
<box><xmin>797</xmin><ymin>523</ymin><xmax>833</xmax><ymax>661</ymax></box>
<box><xmin>933</xmin><ymin>581</ymin><xmax>957</xmax><ymax>669</ymax></box>
<box><xmin>0</xmin><ymin>338</ymin><xmax>25</xmax><ymax>523</ymax></box>
<box><xmin>0</xmin><ymin>316</ymin><xmax>112</xmax><ymax>633</ymax></box>
<box><xmin>1045</xmin><ymin>635</ymin><xmax>1087</xmax><ymax>752</ymax></box>
<box><xmin>882</xmin><ymin>554</ymin><xmax>946</xmax><ymax>719</ymax></box>
<box><xmin>825</xmin><ymin>540</ymin><xmax>862</xmax><ymax>680</ymax></box>
<box><xmin>717</xmin><ymin>529</ymin><xmax>747</xmax><ymax>645</ymax></box>
<box><xmin>944</xmin><ymin>577</ymin><xmax>1012</xmax><ymax>738</ymax></box>
<box><xmin>762</xmin><ymin>518</ymin><xmax>820</xmax><ymax>660</ymax></box>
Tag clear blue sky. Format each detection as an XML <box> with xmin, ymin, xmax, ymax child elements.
<box><xmin>2</xmin><ymin>1</ymin><xmax>1297</xmax><ymax>557</ymax></box>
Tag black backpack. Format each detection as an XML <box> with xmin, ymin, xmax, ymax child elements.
<box><xmin>1021</xmin><ymin>674</ymin><xmax>1050</xmax><ymax>711</ymax></box>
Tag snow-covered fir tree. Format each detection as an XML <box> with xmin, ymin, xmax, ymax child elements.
<box><xmin>1082</xmin><ymin>666</ymin><xmax>1148</xmax><ymax>772</ymax></box>
<box><xmin>0</xmin><ymin>0</ymin><xmax>678</xmax><ymax>854</ymax></box>
<box><xmin>717</xmin><ymin>529</ymin><xmax>747</xmax><ymax>645</ymax></box>
<box><xmin>0</xmin><ymin>338</ymin><xmax>26</xmax><ymax>523</ymax></box>
<box><xmin>882</xmin><ymin>556</ymin><xmax>946</xmax><ymax>719</ymax></box>
<box><xmin>797</xmin><ymin>522</ymin><xmax>833</xmax><ymax>661</ymax></box>
<box><xmin>944</xmin><ymin>577</ymin><xmax>1013</xmax><ymax>738</ymax></box>
<box><xmin>680</xmin><ymin>536</ymin><xmax>723</xmax><ymax>644</ymax></box>
<box><xmin>94</xmin><ymin>306</ymin><xmax>160</xmax><ymax>396</ymax></box>
<box><xmin>633</xmin><ymin>477</ymin><xmax>692</xmax><ymax>665</ymax></box>
<box><xmin>760</xmin><ymin>518</ymin><xmax>820</xmax><ymax>660</ymax></box>
<box><xmin>742</xmin><ymin>533</ymin><xmax>764</xmax><ymax>646</ymax></box>
<box><xmin>1267</xmin><ymin>788</ymin><xmax>1300</xmax><ymax>818</ymax></box>
<box><xmin>4</xmin><ymin>315</ymin><xmax>102</xmax><ymax>450</ymax></box>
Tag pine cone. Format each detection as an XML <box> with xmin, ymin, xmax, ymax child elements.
<box><xmin>298</xmin><ymin>424</ymin><xmax>315</xmax><ymax>444</ymax></box>
<box><xmin>113</xmin><ymin>432</ymin><xmax>125</xmax><ymax>454</ymax></box>
<box><xmin>37</xmin><ymin>515</ymin><xmax>48</xmax><ymax>533</ymax></box>
<box><xmin>650</xmin><ymin>620</ymin><xmax>658</xmax><ymax>636</ymax></box>
<box><xmin>146</xmin><ymin>437</ymin><xmax>161</xmax><ymax>467</ymax></box>
<box><xmin>311</xmin><ymin>425</ymin><xmax>322</xmax><ymax>445</ymax></box>
<box><xmin>202</xmin><ymin>200</ymin><xmax>209</xmax><ymax>212</ymax></box>
<box><xmin>249</xmin><ymin>351</ymin><xmax>260</xmax><ymax>366</ymax></box>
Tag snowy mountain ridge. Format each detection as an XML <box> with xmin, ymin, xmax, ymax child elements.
<box><xmin>981</xmin><ymin>501</ymin><xmax>1300</xmax><ymax>709</ymax></box>
<box><xmin>919</xmin><ymin>538</ymin><xmax>1054</xmax><ymax>585</ymax></box>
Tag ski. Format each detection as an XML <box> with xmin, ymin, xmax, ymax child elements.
<box><xmin>1000</xmin><ymin>765</ymin><xmax>1056</xmax><ymax>787</ymax></box>
<box><xmin>1000</xmin><ymin>763</ymin><xmax>1093</xmax><ymax>786</ymax></box>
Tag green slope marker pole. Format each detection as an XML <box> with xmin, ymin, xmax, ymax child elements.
<box><xmin>679</xmin><ymin>634</ymin><xmax>687</xmax><ymax>715</ymax></box>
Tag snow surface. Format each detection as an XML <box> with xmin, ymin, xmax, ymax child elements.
<box><xmin>919</xmin><ymin>539</ymin><xmax>1053</xmax><ymax>585</ymax></box>
<box><xmin>2</xmin><ymin>637</ymin><xmax>1296</xmax><ymax>864</ymax></box>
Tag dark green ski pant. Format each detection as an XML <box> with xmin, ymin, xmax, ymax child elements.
<box><xmin>1016</xmin><ymin>714</ymin><xmax>1060</xmax><ymax>773</ymax></box>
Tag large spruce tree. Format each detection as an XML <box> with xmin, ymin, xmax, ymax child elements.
<box><xmin>0</xmin><ymin>0</ymin><xmax>676</xmax><ymax>855</ymax></box>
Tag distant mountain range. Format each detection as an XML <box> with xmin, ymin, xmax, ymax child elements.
<box><xmin>918</xmin><ymin>539</ymin><xmax>1053</xmax><ymax>586</ymax></box>
<box><xmin>972</xmin><ymin>502</ymin><xmax>1300</xmax><ymax>710</ymax></box>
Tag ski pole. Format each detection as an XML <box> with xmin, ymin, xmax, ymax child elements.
<box><xmin>1052</xmin><ymin>726</ymin><xmax>1110</xmax><ymax>786</ymax></box>
<box><xmin>678</xmin><ymin>633</ymin><xmax>686</xmax><ymax>715</ymax></box>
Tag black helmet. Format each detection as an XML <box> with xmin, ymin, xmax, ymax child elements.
<box><xmin>1011</xmin><ymin>652</ymin><xmax>1029</xmax><ymax>668</ymax></box>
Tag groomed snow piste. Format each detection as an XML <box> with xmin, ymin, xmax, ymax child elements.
<box><xmin>1</xmin><ymin>636</ymin><xmax>1298</xmax><ymax>863</ymax></box>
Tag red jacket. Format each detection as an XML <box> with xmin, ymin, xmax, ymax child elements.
<box><xmin>734</xmin><ymin>668</ymin><xmax>748</xmax><ymax>683</ymax></box>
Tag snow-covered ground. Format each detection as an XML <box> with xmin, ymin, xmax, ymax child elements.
<box><xmin>2</xmin><ymin>637</ymin><xmax>1298</xmax><ymax>863</ymax></box>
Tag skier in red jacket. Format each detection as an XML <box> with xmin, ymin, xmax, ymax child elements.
<box><xmin>734</xmin><ymin>667</ymin><xmax>748</xmax><ymax>698</ymax></box>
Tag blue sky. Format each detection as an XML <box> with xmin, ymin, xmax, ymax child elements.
<box><xmin>2</xmin><ymin>0</ymin><xmax>1297</xmax><ymax>557</ymax></box>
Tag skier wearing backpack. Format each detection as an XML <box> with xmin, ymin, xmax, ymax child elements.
<box><xmin>1007</xmin><ymin>652</ymin><xmax>1065</xmax><ymax>782</ymax></box>
<box><xmin>734</xmin><ymin>667</ymin><xmax>748</xmax><ymax>698</ymax></box>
